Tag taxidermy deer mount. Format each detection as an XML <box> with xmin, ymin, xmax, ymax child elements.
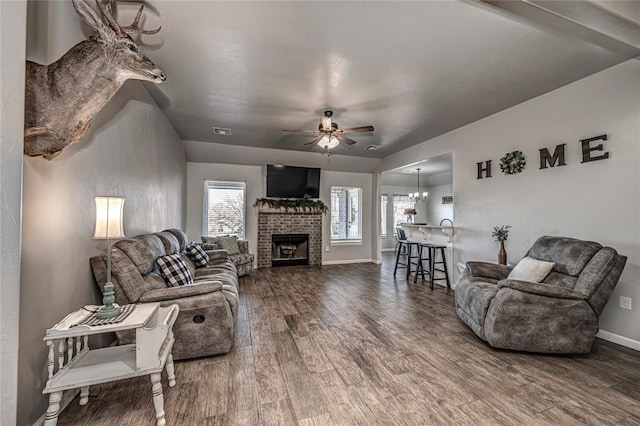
<box><xmin>24</xmin><ymin>0</ymin><xmax>166</xmax><ymax>160</ymax></box>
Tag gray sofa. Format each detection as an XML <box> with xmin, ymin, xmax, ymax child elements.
<box><xmin>90</xmin><ymin>228</ymin><xmax>238</xmax><ymax>360</ymax></box>
<box><xmin>455</xmin><ymin>236</ymin><xmax>627</xmax><ymax>354</ymax></box>
<box><xmin>201</xmin><ymin>236</ymin><xmax>254</xmax><ymax>277</ymax></box>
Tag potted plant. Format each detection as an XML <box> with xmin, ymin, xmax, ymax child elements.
<box><xmin>492</xmin><ymin>225</ymin><xmax>512</xmax><ymax>265</ymax></box>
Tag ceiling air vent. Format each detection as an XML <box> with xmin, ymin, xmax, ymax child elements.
<box><xmin>364</xmin><ymin>145</ymin><xmax>382</xmax><ymax>151</ymax></box>
<box><xmin>212</xmin><ymin>127</ymin><xmax>232</xmax><ymax>136</ymax></box>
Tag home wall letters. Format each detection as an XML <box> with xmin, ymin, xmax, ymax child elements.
<box><xmin>477</xmin><ymin>134</ymin><xmax>610</xmax><ymax>179</ymax></box>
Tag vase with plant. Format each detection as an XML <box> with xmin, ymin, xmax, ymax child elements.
<box><xmin>492</xmin><ymin>225</ymin><xmax>512</xmax><ymax>265</ymax></box>
<box><xmin>404</xmin><ymin>208</ymin><xmax>417</xmax><ymax>223</ymax></box>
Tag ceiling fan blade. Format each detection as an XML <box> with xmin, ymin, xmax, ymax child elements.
<box><xmin>304</xmin><ymin>135</ymin><xmax>325</xmax><ymax>146</ymax></box>
<box><xmin>338</xmin><ymin>125</ymin><xmax>374</xmax><ymax>133</ymax></box>
<box><xmin>335</xmin><ymin>135</ymin><xmax>357</xmax><ymax>146</ymax></box>
<box><xmin>282</xmin><ymin>129</ymin><xmax>319</xmax><ymax>134</ymax></box>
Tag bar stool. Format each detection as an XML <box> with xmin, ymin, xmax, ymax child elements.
<box><xmin>412</xmin><ymin>243</ymin><xmax>434</xmax><ymax>284</ymax></box>
<box><xmin>394</xmin><ymin>227</ymin><xmax>407</xmax><ymax>254</ymax></box>
<box><xmin>429</xmin><ymin>245</ymin><xmax>451</xmax><ymax>289</ymax></box>
<box><xmin>393</xmin><ymin>239</ymin><xmax>420</xmax><ymax>280</ymax></box>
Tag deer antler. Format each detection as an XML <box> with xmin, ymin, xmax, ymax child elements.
<box><xmin>121</xmin><ymin>3</ymin><xmax>161</xmax><ymax>34</ymax></box>
<box><xmin>96</xmin><ymin>0</ymin><xmax>160</xmax><ymax>36</ymax></box>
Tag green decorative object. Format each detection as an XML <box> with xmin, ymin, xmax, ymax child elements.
<box><xmin>96</xmin><ymin>280</ymin><xmax>120</xmax><ymax>319</ymax></box>
<box><xmin>253</xmin><ymin>198</ymin><xmax>329</xmax><ymax>214</ymax></box>
<box><xmin>499</xmin><ymin>150</ymin><xmax>526</xmax><ymax>175</ymax></box>
<box><xmin>492</xmin><ymin>225</ymin><xmax>511</xmax><ymax>242</ymax></box>
<box><xmin>217</xmin><ymin>235</ymin><xmax>240</xmax><ymax>255</ymax></box>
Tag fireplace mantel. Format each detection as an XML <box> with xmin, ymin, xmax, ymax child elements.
<box><xmin>258</xmin><ymin>206</ymin><xmax>324</xmax><ymax>214</ymax></box>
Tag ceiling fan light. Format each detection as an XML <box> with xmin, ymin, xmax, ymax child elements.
<box><xmin>317</xmin><ymin>135</ymin><xmax>330</xmax><ymax>148</ymax></box>
<box><xmin>327</xmin><ymin>136</ymin><xmax>340</xmax><ymax>149</ymax></box>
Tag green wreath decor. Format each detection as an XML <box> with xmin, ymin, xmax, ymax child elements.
<box><xmin>253</xmin><ymin>198</ymin><xmax>328</xmax><ymax>214</ymax></box>
<box><xmin>499</xmin><ymin>150</ymin><xmax>526</xmax><ymax>175</ymax></box>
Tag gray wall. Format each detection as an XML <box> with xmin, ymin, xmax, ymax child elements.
<box><xmin>0</xmin><ymin>2</ymin><xmax>26</xmax><ymax>424</ymax></box>
<box><xmin>17</xmin><ymin>2</ymin><xmax>187</xmax><ymax>424</ymax></box>
<box><xmin>187</xmin><ymin>162</ymin><xmax>375</xmax><ymax>264</ymax></box>
<box><xmin>379</xmin><ymin>60</ymin><xmax>640</xmax><ymax>349</ymax></box>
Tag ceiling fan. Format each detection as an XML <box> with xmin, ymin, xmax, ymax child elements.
<box><xmin>283</xmin><ymin>111</ymin><xmax>374</xmax><ymax>150</ymax></box>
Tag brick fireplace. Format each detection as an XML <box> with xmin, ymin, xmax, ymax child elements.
<box><xmin>257</xmin><ymin>210</ymin><xmax>322</xmax><ymax>268</ymax></box>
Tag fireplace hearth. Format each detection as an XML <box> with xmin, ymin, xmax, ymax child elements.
<box><xmin>272</xmin><ymin>234</ymin><xmax>309</xmax><ymax>267</ymax></box>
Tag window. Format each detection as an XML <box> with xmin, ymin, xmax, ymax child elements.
<box><xmin>393</xmin><ymin>194</ymin><xmax>415</xmax><ymax>227</ymax></box>
<box><xmin>203</xmin><ymin>180</ymin><xmax>246</xmax><ymax>238</ymax></box>
<box><xmin>381</xmin><ymin>194</ymin><xmax>388</xmax><ymax>237</ymax></box>
<box><xmin>330</xmin><ymin>186</ymin><xmax>362</xmax><ymax>241</ymax></box>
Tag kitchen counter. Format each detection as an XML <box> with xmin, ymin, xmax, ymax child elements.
<box><xmin>399</xmin><ymin>223</ymin><xmax>455</xmax><ymax>242</ymax></box>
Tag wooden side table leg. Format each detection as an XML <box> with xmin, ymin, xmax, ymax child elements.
<box><xmin>150</xmin><ymin>373</ymin><xmax>166</xmax><ymax>426</ymax></box>
<box><xmin>166</xmin><ymin>354</ymin><xmax>176</xmax><ymax>387</ymax></box>
<box><xmin>79</xmin><ymin>386</ymin><xmax>90</xmax><ymax>405</ymax></box>
<box><xmin>44</xmin><ymin>391</ymin><xmax>63</xmax><ymax>426</ymax></box>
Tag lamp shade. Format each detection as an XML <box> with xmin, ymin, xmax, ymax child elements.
<box><xmin>93</xmin><ymin>196</ymin><xmax>125</xmax><ymax>239</ymax></box>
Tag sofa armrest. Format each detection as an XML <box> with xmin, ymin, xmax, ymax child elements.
<box><xmin>205</xmin><ymin>249</ymin><xmax>229</xmax><ymax>266</ymax></box>
<box><xmin>498</xmin><ymin>279</ymin><xmax>585</xmax><ymax>300</ymax></box>
<box><xmin>466</xmin><ymin>261</ymin><xmax>512</xmax><ymax>281</ymax></box>
<box><xmin>139</xmin><ymin>281</ymin><xmax>223</xmax><ymax>302</ymax></box>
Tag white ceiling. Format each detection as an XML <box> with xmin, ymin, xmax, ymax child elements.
<box><xmin>123</xmin><ymin>1</ymin><xmax>639</xmax><ymax>160</ymax></box>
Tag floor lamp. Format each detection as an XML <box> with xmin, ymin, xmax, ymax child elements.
<box><xmin>93</xmin><ymin>196</ymin><xmax>125</xmax><ymax>319</ymax></box>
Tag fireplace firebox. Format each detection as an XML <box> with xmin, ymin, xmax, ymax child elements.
<box><xmin>271</xmin><ymin>234</ymin><xmax>309</xmax><ymax>267</ymax></box>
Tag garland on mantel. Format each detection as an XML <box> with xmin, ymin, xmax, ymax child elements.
<box><xmin>253</xmin><ymin>198</ymin><xmax>329</xmax><ymax>214</ymax></box>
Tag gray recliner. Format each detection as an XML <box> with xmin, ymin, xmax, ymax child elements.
<box><xmin>455</xmin><ymin>236</ymin><xmax>627</xmax><ymax>354</ymax></box>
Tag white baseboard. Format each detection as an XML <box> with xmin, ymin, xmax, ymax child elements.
<box><xmin>596</xmin><ymin>330</ymin><xmax>640</xmax><ymax>351</ymax></box>
<box><xmin>33</xmin><ymin>389</ymin><xmax>79</xmax><ymax>426</ymax></box>
<box><xmin>381</xmin><ymin>248</ymin><xmax>395</xmax><ymax>252</ymax></box>
<box><xmin>322</xmin><ymin>258</ymin><xmax>375</xmax><ymax>265</ymax></box>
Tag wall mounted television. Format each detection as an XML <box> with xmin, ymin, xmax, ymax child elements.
<box><xmin>266</xmin><ymin>165</ymin><xmax>321</xmax><ymax>199</ymax></box>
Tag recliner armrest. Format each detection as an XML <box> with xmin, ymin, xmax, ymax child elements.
<box><xmin>466</xmin><ymin>261</ymin><xmax>512</xmax><ymax>281</ymax></box>
<box><xmin>139</xmin><ymin>281</ymin><xmax>223</xmax><ymax>302</ymax></box>
<box><xmin>498</xmin><ymin>279</ymin><xmax>585</xmax><ymax>300</ymax></box>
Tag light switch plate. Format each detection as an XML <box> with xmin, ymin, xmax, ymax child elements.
<box><xmin>620</xmin><ymin>296</ymin><xmax>632</xmax><ymax>310</ymax></box>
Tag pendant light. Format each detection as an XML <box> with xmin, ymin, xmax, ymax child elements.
<box><xmin>409</xmin><ymin>168</ymin><xmax>428</xmax><ymax>202</ymax></box>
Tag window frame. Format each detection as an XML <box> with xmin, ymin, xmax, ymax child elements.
<box><xmin>330</xmin><ymin>186</ymin><xmax>363</xmax><ymax>244</ymax></box>
<box><xmin>392</xmin><ymin>194</ymin><xmax>415</xmax><ymax>228</ymax></box>
<box><xmin>202</xmin><ymin>180</ymin><xmax>247</xmax><ymax>239</ymax></box>
<box><xmin>381</xmin><ymin>193</ymin><xmax>388</xmax><ymax>238</ymax></box>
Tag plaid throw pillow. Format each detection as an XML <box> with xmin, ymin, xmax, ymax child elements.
<box><xmin>157</xmin><ymin>254</ymin><xmax>194</xmax><ymax>287</ymax></box>
<box><xmin>186</xmin><ymin>243</ymin><xmax>209</xmax><ymax>268</ymax></box>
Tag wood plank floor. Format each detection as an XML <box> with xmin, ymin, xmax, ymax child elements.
<box><xmin>58</xmin><ymin>253</ymin><xmax>640</xmax><ymax>425</ymax></box>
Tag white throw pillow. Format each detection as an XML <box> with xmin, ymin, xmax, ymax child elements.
<box><xmin>507</xmin><ymin>257</ymin><xmax>555</xmax><ymax>283</ymax></box>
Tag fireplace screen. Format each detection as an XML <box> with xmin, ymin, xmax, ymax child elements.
<box><xmin>272</xmin><ymin>234</ymin><xmax>309</xmax><ymax>267</ymax></box>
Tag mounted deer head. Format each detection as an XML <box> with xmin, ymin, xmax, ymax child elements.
<box><xmin>24</xmin><ymin>0</ymin><xmax>166</xmax><ymax>160</ymax></box>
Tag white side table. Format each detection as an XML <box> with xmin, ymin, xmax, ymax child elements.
<box><xmin>42</xmin><ymin>303</ymin><xmax>179</xmax><ymax>426</ymax></box>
